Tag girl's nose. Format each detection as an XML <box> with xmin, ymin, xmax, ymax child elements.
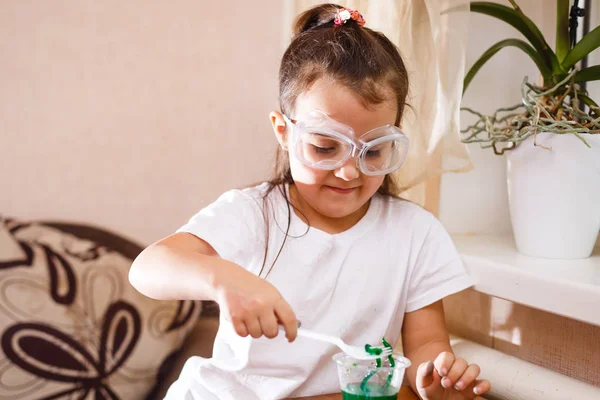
<box><xmin>334</xmin><ymin>158</ymin><xmax>360</xmax><ymax>181</ymax></box>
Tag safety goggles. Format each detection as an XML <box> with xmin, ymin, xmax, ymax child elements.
<box><xmin>283</xmin><ymin>110</ymin><xmax>409</xmax><ymax>176</ymax></box>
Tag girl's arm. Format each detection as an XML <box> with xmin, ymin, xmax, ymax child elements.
<box><xmin>401</xmin><ymin>300</ymin><xmax>490</xmax><ymax>400</ymax></box>
<box><xmin>129</xmin><ymin>232</ymin><xmax>298</xmax><ymax>341</ymax></box>
<box><xmin>129</xmin><ymin>232</ymin><xmax>226</xmax><ymax>301</ymax></box>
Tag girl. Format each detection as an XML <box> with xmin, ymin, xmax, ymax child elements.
<box><xmin>130</xmin><ymin>4</ymin><xmax>491</xmax><ymax>400</ymax></box>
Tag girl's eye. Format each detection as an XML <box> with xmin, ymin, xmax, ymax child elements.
<box><xmin>313</xmin><ymin>145</ymin><xmax>335</xmax><ymax>154</ymax></box>
<box><xmin>365</xmin><ymin>149</ymin><xmax>381</xmax><ymax>158</ymax></box>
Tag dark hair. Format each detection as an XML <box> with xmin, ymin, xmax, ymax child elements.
<box><xmin>258</xmin><ymin>3</ymin><xmax>410</xmax><ymax>277</ymax></box>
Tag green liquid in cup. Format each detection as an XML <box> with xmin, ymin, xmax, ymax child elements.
<box><xmin>342</xmin><ymin>383</ymin><xmax>398</xmax><ymax>400</ymax></box>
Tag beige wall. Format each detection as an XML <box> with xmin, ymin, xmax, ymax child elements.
<box><xmin>1</xmin><ymin>1</ymin><xmax>283</xmax><ymax>245</ymax></box>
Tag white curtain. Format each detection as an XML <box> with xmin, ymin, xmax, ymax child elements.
<box><xmin>282</xmin><ymin>0</ymin><xmax>472</xmax><ymax>206</ymax></box>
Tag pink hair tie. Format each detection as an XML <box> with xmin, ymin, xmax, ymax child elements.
<box><xmin>334</xmin><ymin>8</ymin><xmax>366</xmax><ymax>27</ymax></box>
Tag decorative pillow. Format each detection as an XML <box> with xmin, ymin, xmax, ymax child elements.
<box><xmin>0</xmin><ymin>217</ymin><xmax>201</xmax><ymax>399</ymax></box>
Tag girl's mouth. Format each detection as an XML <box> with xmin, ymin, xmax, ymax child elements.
<box><xmin>326</xmin><ymin>186</ymin><xmax>357</xmax><ymax>194</ymax></box>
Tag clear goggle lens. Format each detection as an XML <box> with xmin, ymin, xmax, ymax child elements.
<box><xmin>295</xmin><ymin>131</ymin><xmax>408</xmax><ymax>175</ymax></box>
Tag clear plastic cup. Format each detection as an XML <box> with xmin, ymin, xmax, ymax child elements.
<box><xmin>333</xmin><ymin>353</ymin><xmax>411</xmax><ymax>399</ymax></box>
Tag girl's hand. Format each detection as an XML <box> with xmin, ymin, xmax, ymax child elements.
<box><xmin>213</xmin><ymin>260</ymin><xmax>298</xmax><ymax>342</ymax></box>
<box><xmin>416</xmin><ymin>352</ymin><xmax>491</xmax><ymax>400</ymax></box>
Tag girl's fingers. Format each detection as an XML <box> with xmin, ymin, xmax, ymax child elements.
<box><xmin>231</xmin><ymin>316</ymin><xmax>249</xmax><ymax>337</ymax></box>
<box><xmin>433</xmin><ymin>351</ymin><xmax>455</xmax><ymax>377</ymax></box>
<box><xmin>416</xmin><ymin>361</ymin><xmax>436</xmax><ymax>389</ymax></box>
<box><xmin>472</xmin><ymin>379</ymin><xmax>491</xmax><ymax>396</ymax></box>
<box><xmin>245</xmin><ymin>316</ymin><xmax>262</xmax><ymax>338</ymax></box>
<box><xmin>442</xmin><ymin>357</ymin><xmax>468</xmax><ymax>389</ymax></box>
<box><xmin>274</xmin><ymin>299</ymin><xmax>298</xmax><ymax>342</ymax></box>
<box><xmin>258</xmin><ymin>310</ymin><xmax>280</xmax><ymax>339</ymax></box>
<box><xmin>454</xmin><ymin>363</ymin><xmax>481</xmax><ymax>391</ymax></box>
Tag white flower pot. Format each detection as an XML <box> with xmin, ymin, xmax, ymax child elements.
<box><xmin>506</xmin><ymin>132</ymin><xmax>600</xmax><ymax>259</ymax></box>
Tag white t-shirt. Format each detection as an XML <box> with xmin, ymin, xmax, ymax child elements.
<box><xmin>165</xmin><ymin>183</ymin><xmax>473</xmax><ymax>400</ymax></box>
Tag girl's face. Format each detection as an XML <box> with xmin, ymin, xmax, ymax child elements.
<box><xmin>271</xmin><ymin>77</ymin><xmax>398</xmax><ymax>226</ymax></box>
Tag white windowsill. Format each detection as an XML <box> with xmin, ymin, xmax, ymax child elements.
<box><xmin>451</xmin><ymin>234</ymin><xmax>600</xmax><ymax>327</ymax></box>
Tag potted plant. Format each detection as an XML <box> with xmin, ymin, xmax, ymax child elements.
<box><xmin>461</xmin><ymin>0</ymin><xmax>600</xmax><ymax>259</ymax></box>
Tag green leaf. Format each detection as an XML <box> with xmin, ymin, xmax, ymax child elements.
<box><xmin>555</xmin><ymin>0</ymin><xmax>570</xmax><ymax>62</ymax></box>
<box><xmin>562</xmin><ymin>25</ymin><xmax>600</xmax><ymax>70</ymax></box>
<box><xmin>577</xmin><ymin>92</ymin><xmax>599</xmax><ymax>109</ymax></box>
<box><xmin>471</xmin><ymin>2</ymin><xmax>560</xmax><ymax>73</ymax></box>
<box><xmin>463</xmin><ymin>39</ymin><xmax>552</xmax><ymax>95</ymax></box>
<box><xmin>574</xmin><ymin>66</ymin><xmax>600</xmax><ymax>83</ymax></box>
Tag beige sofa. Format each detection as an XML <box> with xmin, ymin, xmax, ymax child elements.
<box><xmin>0</xmin><ymin>217</ymin><xmax>219</xmax><ymax>400</ymax></box>
<box><xmin>156</xmin><ymin>315</ymin><xmax>220</xmax><ymax>397</ymax></box>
